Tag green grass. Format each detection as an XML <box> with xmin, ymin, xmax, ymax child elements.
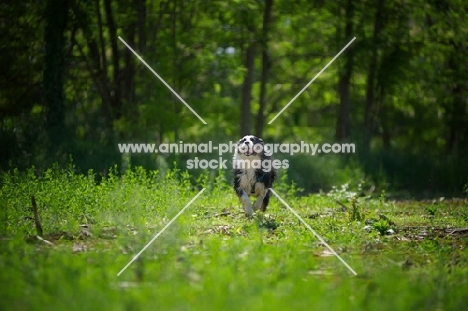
<box><xmin>1</xmin><ymin>165</ymin><xmax>468</xmax><ymax>310</ymax></box>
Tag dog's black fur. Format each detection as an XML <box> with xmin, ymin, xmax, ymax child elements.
<box><xmin>233</xmin><ymin>135</ymin><xmax>276</xmax><ymax>216</ymax></box>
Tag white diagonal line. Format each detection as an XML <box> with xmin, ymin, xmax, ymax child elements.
<box><xmin>268</xmin><ymin>37</ymin><xmax>356</xmax><ymax>124</ymax></box>
<box><xmin>118</xmin><ymin>36</ymin><xmax>207</xmax><ymax>125</ymax></box>
<box><xmin>269</xmin><ymin>188</ymin><xmax>357</xmax><ymax>276</ymax></box>
<box><xmin>117</xmin><ymin>188</ymin><xmax>206</xmax><ymax>276</ymax></box>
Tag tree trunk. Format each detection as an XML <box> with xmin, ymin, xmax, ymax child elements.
<box><xmin>172</xmin><ymin>0</ymin><xmax>180</xmax><ymax>141</ymax></box>
<box><xmin>240</xmin><ymin>44</ymin><xmax>256</xmax><ymax>136</ymax></box>
<box><xmin>123</xmin><ymin>23</ymin><xmax>136</xmax><ymax>120</ymax></box>
<box><xmin>132</xmin><ymin>0</ymin><xmax>146</xmax><ymax>124</ymax></box>
<box><xmin>446</xmin><ymin>79</ymin><xmax>463</xmax><ymax>155</ymax></box>
<box><xmin>364</xmin><ymin>0</ymin><xmax>384</xmax><ymax>152</ymax></box>
<box><xmin>135</xmin><ymin>0</ymin><xmax>146</xmax><ymax>53</ymax></box>
<box><xmin>255</xmin><ymin>0</ymin><xmax>273</xmax><ymax>137</ymax></box>
<box><xmin>335</xmin><ymin>0</ymin><xmax>354</xmax><ymax>142</ymax></box>
<box><xmin>103</xmin><ymin>0</ymin><xmax>122</xmax><ymax>120</ymax></box>
<box><xmin>43</xmin><ymin>0</ymin><xmax>70</xmax><ymax>149</ymax></box>
<box><xmin>95</xmin><ymin>0</ymin><xmax>113</xmax><ymax>128</ymax></box>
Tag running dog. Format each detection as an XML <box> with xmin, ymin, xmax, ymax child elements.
<box><xmin>233</xmin><ymin>135</ymin><xmax>276</xmax><ymax>216</ymax></box>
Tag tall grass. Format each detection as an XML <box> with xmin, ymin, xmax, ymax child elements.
<box><xmin>1</xmin><ymin>164</ymin><xmax>467</xmax><ymax>310</ymax></box>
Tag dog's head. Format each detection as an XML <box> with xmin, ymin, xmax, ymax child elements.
<box><xmin>236</xmin><ymin>135</ymin><xmax>264</xmax><ymax>157</ymax></box>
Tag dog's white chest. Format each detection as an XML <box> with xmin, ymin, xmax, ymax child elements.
<box><xmin>239</xmin><ymin>168</ymin><xmax>256</xmax><ymax>191</ymax></box>
<box><xmin>238</xmin><ymin>168</ymin><xmax>264</xmax><ymax>196</ymax></box>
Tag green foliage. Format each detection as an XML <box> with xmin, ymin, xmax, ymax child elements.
<box><xmin>2</xmin><ymin>0</ymin><xmax>468</xmax><ymax>195</ymax></box>
<box><xmin>426</xmin><ymin>204</ymin><xmax>438</xmax><ymax>216</ymax></box>
<box><xmin>372</xmin><ymin>219</ymin><xmax>390</xmax><ymax>236</ymax></box>
<box><xmin>274</xmin><ymin>170</ymin><xmax>303</xmax><ymax>197</ymax></box>
<box><xmin>349</xmin><ymin>196</ymin><xmax>364</xmax><ymax>222</ymax></box>
<box><xmin>1</xmin><ymin>165</ymin><xmax>468</xmax><ymax>310</ymax></box>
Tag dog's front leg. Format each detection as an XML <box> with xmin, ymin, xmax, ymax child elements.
<box><xmin>253</xmin><ymin>188</ymin><xmax>269</xmax><ymax>212</ymax></box>
<box><xmin>238</xmin><ymin>189</ymin><xmax>253</xmax><ymax>216</ymax></box>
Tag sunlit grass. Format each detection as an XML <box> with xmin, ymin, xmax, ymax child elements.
<box><xmin>1</xmin><ymin>165</ymin><xmax>467</xmax><ymax>310</ymax></box>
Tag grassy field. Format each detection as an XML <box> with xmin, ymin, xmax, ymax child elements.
<box><xmin>1</xmin><ymin>165</ymin><xmax>468</xmax><ymax>310</ymax></box>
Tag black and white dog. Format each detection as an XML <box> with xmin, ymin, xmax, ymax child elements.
<box><xmin>233</xmin><ymin>135</ymin><xmax>276</xmax><ymax>216</ymax></box>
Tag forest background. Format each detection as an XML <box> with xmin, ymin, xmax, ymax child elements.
<box><xmin>1</xmin><ymin>0</ymin><xmax>467</xmax><ymax>196</ymax></box>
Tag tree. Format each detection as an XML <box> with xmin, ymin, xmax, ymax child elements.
<box><xmin>43</xmin><ymin>0</ymin><xmax>71</xmax><ymax>152</ymax></box>
<box><xmin>255</xmin><ymin>0</ymin><xmax>273</xmax><ymax>137</ymax></box>
<box><xmin>335</xmin><ymin>0</ymin><xmax>354</xmax><ymax>141</ymax></box>
<box><xmin>364</xmin><ymin>0</ymin><xmax>384</xmax><ymax>152</ymax></box>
